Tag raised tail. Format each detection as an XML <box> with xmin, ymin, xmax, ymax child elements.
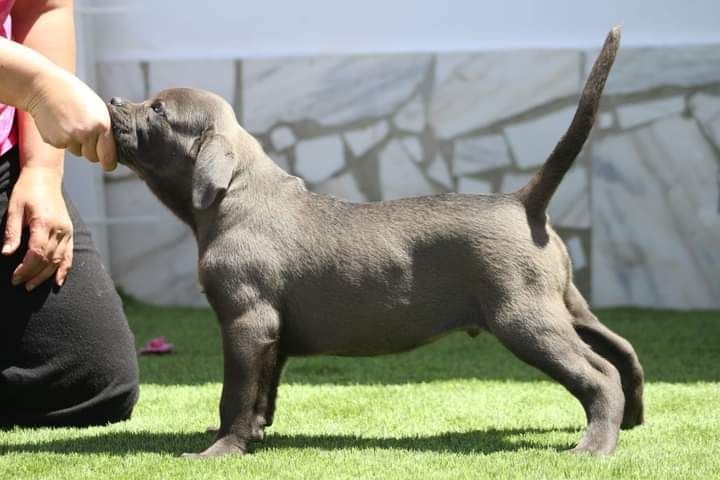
<box><xmin>515</xmin><ymin>26</ymin><xmax>621</xmax><ymax>222</ymax></box>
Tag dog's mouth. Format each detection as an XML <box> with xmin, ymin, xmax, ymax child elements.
<box><xmin>107</xmin><ymin>107</ymin><xmax>138</xmax><ymax>168</ymax></box>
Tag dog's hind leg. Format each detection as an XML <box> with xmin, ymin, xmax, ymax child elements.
<box><xmin>489</xmin><ymin>302</ymin><xmax>624</xmax><ymax>455</ymax></box>
<box><xmin>565</xmin><ymin>284</ymin><xmax>645</xmax><ymax>429</ymax></box>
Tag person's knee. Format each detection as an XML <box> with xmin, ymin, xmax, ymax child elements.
<box><xmin>97</xmin><ymin>346</ymin><xmax>140</xmax><ymax>425</ymax></box>
<box><xmin>102</xmin><ymin>379</ymin><xmax>140</xmax><ymax>425</ymax></box>
<box><xmin>60</xmin><ymin>358</ymin><xmax>140</xmax><ymax>427</ymax></box>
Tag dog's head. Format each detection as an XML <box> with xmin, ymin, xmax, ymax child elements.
<box><xmin>108</xmin><ymin>88</ymin><xmax>241</xmax><ymax>223</ymax></box>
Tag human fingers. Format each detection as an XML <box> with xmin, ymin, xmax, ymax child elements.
<box><xmin>2</xmin><ymin>195</ymin><xmax>23</xmax><ymax>256</ymax></box>
<box><xmin>54</xmin><ymin>235</ymin><xmax>73</xmax><ymax>287</ymax></box>
<box><xmin>12</xmin><ymin>223</ymin><xmax>52</xmax><ymax>288</ymax></box>
<box><xmin>96</xmin><ymin>128</ymin><xmax>118</xmax><ymax>171</ymax></box>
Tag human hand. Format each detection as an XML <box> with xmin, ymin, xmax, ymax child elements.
<box><xmin>1</xmin><ymin>165</ymin><xmax>73</xmax><ymax>290</ymax></box>
<box><xmin>24</xmin><ymin>67</ymin><xmax>117</xmax><ymax>171</ymax></box>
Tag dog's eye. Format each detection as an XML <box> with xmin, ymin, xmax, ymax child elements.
<box><xmin>151</xmin><ymin>102</ymin><xmax>166</xmax><ymax>116</ymax></box>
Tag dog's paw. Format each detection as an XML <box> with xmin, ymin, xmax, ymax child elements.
<box><xmin>567</xmin><ymin>435</ymin><xmax>616</xmax><ymax>456</ymax></box>
<box><xmin>181</xmin><ymin>435</ymin><xmax>249</xmax><ymax>458</ymax></box>
<box><xmin>621</xmin><ymin>399</ymin><xmax>644</xmax><ymax>430</ymax></box>
<box><xmin>180</xmin><ymin>452</ymin><xmax>209</xmax><ymax>459</ymax></box>
<box><xmin>251</xmin><ymin>427</ymin><xmax>265</xmax><ymax>442</ymax></box>
<box><xmin>250</xmin><ymin>414</ymin><xmax>267</xmax><ymax>442</ymax></box>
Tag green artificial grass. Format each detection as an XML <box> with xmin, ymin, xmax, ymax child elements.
<box><xmin>1</xmin><ymin>300</ymin><xmax>719</xmax><ymax>479</ymax></box>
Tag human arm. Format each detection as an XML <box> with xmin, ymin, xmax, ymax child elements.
<box><xmin>2</xmin><ymin>0</ymin><xmax>79</xmax><ymax>289</ymax></box>
<box><xmin>0</xmin><ymin>6</ymin><xmax>116</xmax><ymax>169</ymax></box>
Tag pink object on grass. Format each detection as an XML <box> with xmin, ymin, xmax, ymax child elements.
<box><xmin>139</xmin><ymin>336</ymin><xmax>175</xmax><ymax>355</ymax></box>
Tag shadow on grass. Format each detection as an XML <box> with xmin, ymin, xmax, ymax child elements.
<box><xmin>1</xmin><ymin>427</ymin><xmax>579</xmax><ymax>456</ymax></box>
<box><xmin>128</xmin><ymin>300</ymin><xmax>720</xmax><ymax>385</ymax></box>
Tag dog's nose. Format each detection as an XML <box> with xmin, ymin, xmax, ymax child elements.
<box><xmin>109</xmin><ymin>97</ymin><xmax>124</xmax><ymax>107</ymax></box>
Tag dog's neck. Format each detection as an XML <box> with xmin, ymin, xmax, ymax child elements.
<box><xmin>143</xmin><ymin>175</ymin><xmax>197</xmax><ymax>227</ymax></box>
<box><xmin>191</xmin><ymin>146</ymin><xmax>307</xmax><ymax>254</ymax></box>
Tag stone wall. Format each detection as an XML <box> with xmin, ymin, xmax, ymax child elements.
<box><xmin>96</xmin><ymin>44</ymin><xmax>720</xmax><ymax>308</ymax></box>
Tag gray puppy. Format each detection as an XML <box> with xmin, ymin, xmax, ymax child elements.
<box><xmin>108</xmin><ymin>27</ymin><xmax>643</xmax><ymax>457</ymax></box>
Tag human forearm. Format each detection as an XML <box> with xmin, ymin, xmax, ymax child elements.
<box><xmin>11</xmin><ymin>1</ymin><xmax>73</xmax><ymax>171</ymax></box>
<box><xmin>0</xmin><ymin>36</ymin><xmax>62</xmax><ymax>111</ymax></box>
<box><xmin>12</xmin><ymin>0</ymin><xmax>75</xmax><ymax>73</ymax></box>
<box><xmin>0</xmin><ymin>0</ymin><xmax>116</xmax><ymax>168</ymax></box>
<box><xmin>12</xmin><ymin>0</ymin><xmax>75</xmax><ymax>171</ymax></box>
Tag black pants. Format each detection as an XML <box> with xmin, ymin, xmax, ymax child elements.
<box><xmin>0</xmin><ymin>148</ymin><xmax>139</xmax><ymax>427</ymax></box>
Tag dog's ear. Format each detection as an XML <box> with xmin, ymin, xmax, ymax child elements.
<box><xmin>192</xmin><ymin>132</ymin><xmax>236</xmax><ymax>210</ymax></box>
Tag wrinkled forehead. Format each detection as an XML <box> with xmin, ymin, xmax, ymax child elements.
<box><xmin>147</xmin><ymin>88</ymin><xmax>236</xmax><ymax>135</ymax></box>
<box><xmin>156</xmin><ymin>88</ymin><xmax>233</xmax><ymax>117</ymax></box>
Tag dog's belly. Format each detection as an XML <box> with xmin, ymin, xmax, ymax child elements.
<box><xmin>280</xmin><ymin>294</ymin><xmax>484</xmax><ymax>356</ymax></box>
<box><xmin>279</xmin><ymin>246</ymin><xmax>487</xmax><ymax>356</ymax></box>
<box><xmin>273</xmin><ymin>199</ymin><xmax>527</xmax><ymax>356</ymax></box>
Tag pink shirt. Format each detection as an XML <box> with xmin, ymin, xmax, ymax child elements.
<box><xmin>0</xmin><ymin>0</ymin><xmax>17</xmax><ymax>156</ymax></box>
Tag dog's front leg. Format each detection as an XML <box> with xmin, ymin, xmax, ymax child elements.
<box><xmin>251</xmin><ymin>350</ymin><xmax>287</xmax><ymax>440</ymax></box>
<box><xmin>183</xmin><ymin>304</ymin><xmax>280</xmax><ymax>458</ymax></box>
<box><xmin>202</xmin><ymin>352</ymin><xmax>286</xmax><ymax>441</ymax></box>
